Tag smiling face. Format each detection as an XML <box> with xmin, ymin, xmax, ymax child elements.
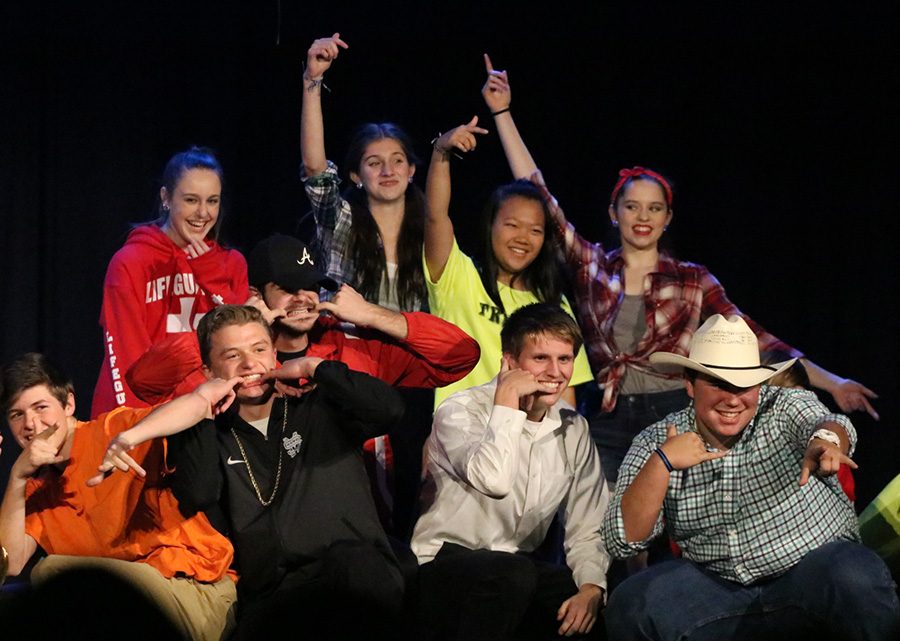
<box><xmin>506</xmin><ymin>332</ymin><xmax>575</xmax><ymax>419</ymax></box>
<box><xmin>609</xmin><ymin>178</ymin><xmax>672</xmax><ymax>252</ymax></box>
<box><xmin>490</xmin><ymin>195</ymin><xmax>546</xmax><ymax>286</ymax></box>
<box><xmin>203</xmin><ymin>321</ymin><xmax>278</xmax><ymax>405</ymax></box>
<box><xmin>350</xmin><ymin>138</ymin><xmax>415</xmax><ymax>205</ymax></box>
<box><xmin>263</xmin><ymin>283</ymin><xmax>320</xmax><ymax>336</ymax></box>
<box><xmin>5</xmin><ymin>384</ymin><xmax>74</xmax><ymax>449</ymax></box>
<box><xmin>160</xmin><ymin>168</ymin><xmax>222</xmax><ymax>248</ymax></box>
<box><xmin>686</xmin><ymin>373</ymin><xmax>760</xmax><ymax>450</ymax></box>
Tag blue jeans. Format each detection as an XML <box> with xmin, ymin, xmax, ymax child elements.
<box><xmin>605</xmin><ymin>540</ymin><xmax>900</xmax><ymax>641</ymax></box>
<box><xmin>584</xmin><ymin>389</ymin><xmax>690</xmax><ymax>485</ymax></box>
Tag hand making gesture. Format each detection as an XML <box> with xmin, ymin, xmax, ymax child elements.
<box><xmin>305</xmin><ymin>32</ymin><xmax>349</xmax><ymax>81</ymax></box>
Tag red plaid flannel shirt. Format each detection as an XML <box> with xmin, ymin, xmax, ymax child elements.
<box><xmin>534</xmin><ymin>178</ymin><xmax>803</xmax><ymax>413</ymax></box>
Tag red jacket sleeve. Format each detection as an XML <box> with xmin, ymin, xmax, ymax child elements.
<box><xmin>126</xmin><ymin>333</ymin><xmax>206</xmax><ymax>405</ymax></box>
<box><xmin>325</xmin><ymin>313</ymin><xmax>478</xmax><ymax>388</ymax></box>
<box><xmin>94</xmin><ymin>254</ymin><xmax>154</xmax><ymax>412</ymax></box>
<box><xmin>190</xmin><ymin>245</ymin><xmax>249</xmax><ymax>304</ymax></box>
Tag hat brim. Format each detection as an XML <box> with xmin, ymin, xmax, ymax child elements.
<box><xmin>649</xmin><ymin>352</ymin><xmax>797</xmax><ymax>388</ymax></box>
<box><xmin>276</xmin><ymin>275</ymin><xmax>339</xmax><ymax>293</ymax></box>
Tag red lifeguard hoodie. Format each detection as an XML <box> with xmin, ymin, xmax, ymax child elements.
<box><xmin>91</xmin><ymin>225</ymin><xmax>248</xmax><ymax>418</ymax></box>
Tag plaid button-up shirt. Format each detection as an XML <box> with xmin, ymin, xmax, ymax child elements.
<box><xmin>534</xmin><ymin>179</ymin><xmax>802</xmax><ymax>412</ymax></box>
<box><xmin>602</xmin><ymin>386</ymin><xmax>860</xmax><ymax>585</ymax></box>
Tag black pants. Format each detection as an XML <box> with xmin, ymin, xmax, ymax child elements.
<box><xmin>416</xmin><ymin>543</ymin><xmax>603</xmax><ymax>641</ymax></box>
<box><xmin>390</xmin><ymin>387</ymin><xmax>435</xmax><ymax>542</ymax></box>
<box><xmin>230</xmin><ymin>540</ymin><xmax>404</xmax><ymax>641</ymax></box>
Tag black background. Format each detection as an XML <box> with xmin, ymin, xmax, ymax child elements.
<box><xmin>1</xmin><ymin>2</ymin><xmax>898</xmax><ymax>507</ymax></box>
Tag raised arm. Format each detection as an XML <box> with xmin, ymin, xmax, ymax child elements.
<box><xmin>698</xmin><ymin>268</ymin><xmax>879</xmax><ymax>420</ymax></box>
<box><xmin>424</xmin><ymin>117</ymin><xmax>488</xmax><ymax>281</ymax></box>
<box><xmin>300</xmin><ymin>32</ymin><xmax>349</xmax><ymax>178</ymax></box>
<box><xmin>800</xmin><ymin>359</ymin><xmax>879</xmax><ymax>421</ymax></box>
<box><xmin>86</xmin><ymin>376</ymin><xmax>242</xmax><ymax>486</ymax></box>
<box><xmin>0</xmin><ymin>421</ymin><xmax>67</xmax><ymax>575</ymax></box>
<box><xmin>482</xmin><ymin>53</ymin><xmax>538</xmax><ymax>180</ymax></box>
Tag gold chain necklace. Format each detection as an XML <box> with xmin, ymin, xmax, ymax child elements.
<box><xmin>230</xmin><ymin>396</ymin><xmax>288</xmax><ymax>507</ymax></box>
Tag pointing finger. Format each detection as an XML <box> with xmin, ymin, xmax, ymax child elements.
<box><xmin>838</xmin><ymin>452</ymin><xmax>859</xmax><ymax>469</ymax></box>
<box><xmin>484</xmin><ymin>52</ymin><xmax>493</xmax><ymax>72</ymax></box>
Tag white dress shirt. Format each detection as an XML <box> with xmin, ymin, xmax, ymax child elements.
<box><xmin>411</xmin><ymin>377</ymin><xmax>611</xmax><ymax>589</ymax></box>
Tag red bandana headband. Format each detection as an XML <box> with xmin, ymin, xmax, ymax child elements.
<box><xmin>610</xmin><ymin>167</ymin><xmax>673</xmax><ymax>207</ymax></box>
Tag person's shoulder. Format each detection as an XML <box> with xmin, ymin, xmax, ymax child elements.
<box><xmin>639</xmin><ymin>406</ymin><xmax>693</xmax><ymax>443</ymax></box>
<box><xmin>109</xmin><ymin>226</ymin><xmax>172</xmax><ymax>263</ymax></box>
<box><xmin>659</xmin><ymin>252</ymin><xmax>709</xmax><ymax>275</ymax></box>
<box><xmin>436</xmin><ymin>379</ymin><xmax>495</xmax><ymax>415</ymax></box>
<box><xmin>759</xmin><ymin>384</ymin><xmax>823</xmax><ymax>414</ymax></box>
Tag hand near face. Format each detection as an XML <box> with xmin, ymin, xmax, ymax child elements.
<box><xmin>306</xmin><ymin>32</ymin><xmax>349</xmax><ymax>79</ymax></box>
<box><xmin>658</xmin><ymin>423</ymin><xmax>728</xmax><ymax>470</ymax></box>
<box><xmin>13</xmin><ymin>418</ymin><xmax>67</xmax><ymax>479</ymax></box>
<box><xmin>799</xmin><ymin>441</ymin><xmax>857</xmax><ymax>486</ymax></box>
<box><xmin>316</xmin><ymin>284</ymin><xmax>371</xmax><ymax>326</ymax></box>
<box><xmin>481</xmin><ymin>53</ymin><xmax>511</xmax><ymax>113</ymax></box>
<box><xmin>195</xmin><ymin>376</ymin><xmax>244</xmax><ymax>416</ymax></box>
<box><xmin>265</xmin><ymin>357</ymin><xmax>324</xmax><ymax>397</ymax></box>
<box><xmin>184</xmin><ymin>236</ymin><xmax>212</xmax><ymax>260</ymax></box>
<box><xmin>245</xmin><ymin>288</ymin><xmax>287</xmax><ymax>326</ymax></box>
<box><xmin>493</xmin><ymin>356</ymin><xmax>559</xmax><ymax>412</ymax></box>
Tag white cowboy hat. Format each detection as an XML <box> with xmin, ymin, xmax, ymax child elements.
<box><xmin>649</xmin><ymin>314</ymin><xmax>797</xmax><ymax>388</ymax></box>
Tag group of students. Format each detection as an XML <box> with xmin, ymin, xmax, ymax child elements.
<box><xmin>1</xmin><ymin>31</ymin><xmax>898</xmax><ymax>641</ymax></box>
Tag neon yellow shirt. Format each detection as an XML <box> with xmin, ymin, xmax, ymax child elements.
<box><xmin>426</xmin><ymin>239</ymin><xmax>594</xmax><ymax>409</ymax></box>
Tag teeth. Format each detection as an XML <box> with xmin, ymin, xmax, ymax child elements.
<box><xmin>244</xmin><ymin>374</ymin><xmax>261</xmax><ymax>382</ymax></box>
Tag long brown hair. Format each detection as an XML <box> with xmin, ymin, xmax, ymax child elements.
<box><xmin>343</xmin><ymin>123</ymin><xmax>427</xmax><ymax>311</ymax></box>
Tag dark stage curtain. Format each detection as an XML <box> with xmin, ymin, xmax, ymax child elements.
<box><xmin>1</xmin><ymin>2</ymin><xmax>897</xmax><ymax>508</ymax></box>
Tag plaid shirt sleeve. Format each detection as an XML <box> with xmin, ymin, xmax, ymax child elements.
<box><xmin>770</xmin><ymin>387</ymin><xmax>857</xmax><ymax>456</ymax></box>
<box><xmin>601</xmin><ymin>418</ymin><xmax>684</xmax><ymax>558</ymax></box>
<box><xmin>530</xmin><ymin>172</ymin><xmax>606</xmax><ymax>269</ymax></box>
<box><xmin>301</xmin><ymin>160</ymin><xmax>352</xmax><ymax>296</ymax></box>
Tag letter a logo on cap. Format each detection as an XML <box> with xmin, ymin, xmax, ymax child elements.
<box><xmin>297</xmin><ymin>247</ymin><xmax>314</xmax><ymax>266</ymax></box>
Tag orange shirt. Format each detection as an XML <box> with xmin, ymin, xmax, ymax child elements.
<box><xmin>25</xmin><ymin>407</ymin><xmax>234</xmax><ymax>583</ymax></box>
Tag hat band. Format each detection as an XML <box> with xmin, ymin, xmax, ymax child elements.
<box><xmin>698</xmin><ymin>362</ymin><xmax>776</xmax><ymax>371</ymax></box>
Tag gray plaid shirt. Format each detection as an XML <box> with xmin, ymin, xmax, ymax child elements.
<box><xmin>602</xmin><ymin>386</ymin><xmax>860</xmax><ymax>585</ymax></box>
<box><xmin>302</xmin><ymin>161</ymin><xmax>352</xmax><ymax>303</ymax></box>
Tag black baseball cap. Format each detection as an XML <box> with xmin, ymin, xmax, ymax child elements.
<box><xmin>247</xmin><ymin>234</ymin><xmax>339</xmax><ymax>293</ymax></box>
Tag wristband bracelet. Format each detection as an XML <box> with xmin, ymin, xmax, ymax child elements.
<box><xmin>491</xmin><ymin>107</ymin><xmax>511</xmax><ymax>116</ymax></box>
<box><xmin>654</xmin><ymin>448</ymin><xmax>674</xmax><ymax>473</ymax></box>
<box><xmin>430</xmin><ymin>134</ymin><xmax>463</xmax><ymax>160</ymax></box>
<box><xmin>808</xmin><ymin>428</ymin><xmax>841</xmax><ymax>448</ymax></box>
